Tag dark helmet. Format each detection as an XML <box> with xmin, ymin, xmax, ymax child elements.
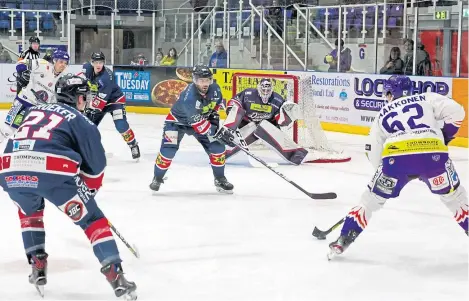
<box><xmin>29</xmin><ymin>36</ymin><xmax>40</xmax><ymax>44</ymax></box>
<box><xmin>91</xmin><ymin>51</ymin><xmax>105</xmax><ymax>62</ymax></box>
<box><xmin>192</xmin><ymin>65</ymin><xmax>212</xmax><ymax>81</ymax></box>
<box><xmin>55</xmin><ymin>74</ymin><xmax>89</xmax><ymax>107</ymax></box>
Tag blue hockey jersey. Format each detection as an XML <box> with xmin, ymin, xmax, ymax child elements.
<box><xmin>227</xmin><ymin>88</ymin><xmax>286</xmax><ymax>124</ymax></box>
<box><xmin>166</xmin><ymin>83</ymin><xmax>223</xmax><ymax>135</ymax></box>
<box><xmin>0</xmin><ymin>103</ymin><xmax>106</xmax><ymax>191</ymax></box>
<box><xmin>81</xmin><ymin>63</ymin><xmax>125</xmax><ymax>110</ymax></box>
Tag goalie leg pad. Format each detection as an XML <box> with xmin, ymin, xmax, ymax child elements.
<box><xmin>226</xmin><ymin>121</ymin><xmax>259</xmax><ymax>159</ymax></box>
<box><xmin>254</xmin><ymin>120</ymin><xmax>307</xmax><ymax>165</ymax></box>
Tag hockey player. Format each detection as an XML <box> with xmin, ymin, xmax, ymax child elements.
<box><xmin>81</xmin><ymin>51</ymin><xmax>140</xmax><ymax>160</ymax></box>
<box><xmin>220</xmin><ymin>78</ymin><xmax>308</xmax><ymax>165</ymax></box>
<box><xmin>18</xmin><ymin>36</ymin><xmax>41</xmax><ymax>60</ymax></box>
<box><xmin>149</xmin><ymin>65</ymin><xmax>234</xmax><ymax>193</ymax></box>
<box><xmin>0</xmin><ymin>75</ymin><xmax>137</xmax><ymax>299</ymax></box>
<box><xmin>328</xmin><ymin>75</ymin><xmax>468</xmax><ymax>260</ymax></box>
<box><xmin>0</xmin><ymin>50</ymin><xmax>70</xmax><ymax>143</ymax></box>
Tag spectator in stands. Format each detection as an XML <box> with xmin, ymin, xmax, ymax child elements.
<box><xmin>131</xmin><ymin>53</ymin><xmax>149</xmax><ymax>66</ymax></box>
<box><xmin>0</xmin><ymin>42</ymin><xmax>13</xmax><ymax>63</ymax></box>
<box><xmin>160</xmin><ymin>47</ymin><xmax>178</xmax><ymax>66</ymax></box>
<box><xmin>208</xmin><ymin>40</ymin><xmax>227</xmax><ymax>68</ymax></box>
<box><xmin>268</xmin><ymin>0</ymin><xmax>283</xmax><ymax>37</ymax></box>
<box><xmin>379</xmin><ymin>47</ymin><xmax>404</xmax><ymax>74</ymax></box>
<box><xmin>324</xmin><ymin>39</ymin><xmax>352</xmax><ymax>72</ymax></box>
<box><xmin>402</xmin><ymin>38</ymin><xmax>430</xmax><ymax>76</ymax></box>
<box><xmin>154</xmin><ymin>51</ymin><xmax>164</xmax><ymax>66</ymax></box>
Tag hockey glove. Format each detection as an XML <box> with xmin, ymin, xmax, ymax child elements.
<box><xmin>16</xmin><ymin>70</ymin><xmax>31</xmax><ymax>88</ymax></box>
<box><xmin>208</xmin><ymin>111</ymin><xmax>220</xmax><ymax>129</ymax></box>
<box><xmin>214</xmin><ymin>126</ymin><xmax>238</xmax><ymax>147</ymax></box>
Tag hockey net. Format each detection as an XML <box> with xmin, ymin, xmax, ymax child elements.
<box><xmin>231</xmin><ymin>72</ymin><xmax>351</xmax><ymax>163</ymax></box>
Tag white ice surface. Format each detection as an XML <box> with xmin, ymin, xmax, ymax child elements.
<box><xmin>0</xmin><ymin>112</ymin><xmax>467</xmax><ymax>301</ymax></box>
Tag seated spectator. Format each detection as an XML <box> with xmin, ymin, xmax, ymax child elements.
<box><xmin>160</xmin><ymin>48</ymin><xmax>178</xmax><ymax>66</ymax></box>
<box><xmin>324</xmin><ymin>39</ymin><xmax>352</xmax><ymax>72</ymax></box>
<box><xmin>208</xmin><ymin>40</ymin><xmax>227</xmax><ymax>68</ymax></box>
<box><xmin>402</xmin><ymin>39</ymin><xmax>430</xmax><ymax>75</ymax></box>
<box><xmin>154</xmin><ymin>51</ymin><xmax>164</xmax><ymax>66</ymax></box>
<box><xmin>380</xmin><ymin>47</ymin><xmax>404</xmax><ymax>74</ymax></box>
<box><xmin>0</xmin><ymin>42</ymin><xmax>13</xmax><ymax>63</ymax></box>
<box><xmin>130</xmin><ymin>53</ymin><xmax>149</xmax><ymax>66</ymax></box>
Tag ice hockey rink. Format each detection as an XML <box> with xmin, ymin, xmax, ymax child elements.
<box><xmin>0</xmin><ymin>111</ymin><xmax>467</xmax><ymax>301</ymax></box>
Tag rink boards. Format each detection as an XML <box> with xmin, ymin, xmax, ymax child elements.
<box><xmin>0</xmin><ymin>64</ymin><xmax>466</xmax><ymax>147</ymax></box>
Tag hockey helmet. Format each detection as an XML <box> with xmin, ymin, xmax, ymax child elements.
<box><xmin>257</xmin><ymin>78</ymin><xmax>273</xmax><ymax>104</ymax></box>
<box><xmin>55</xmin><ymin>74</ymin><xmax>89</xmax><ymax>109</ymax></box>
<box><xmin>52</xmin><ymin>50</ymin><xmax>70</xmax><ymax>63</ymax></box>
<box><xmin>382</xmin><ymin>75</ymin><xmax>412</xmax><ymax>102</ymax></box>
<box><xmin>91</xmin><ymin>51</ymin><xmax>106</xmax><ymax>62</ymax></box>
<box><xmin>29</xmin><ymin>36</ymin><xmax>40</xmax><ymax>44</ymax></box>
<box><xmin>192</xmin><ymin>65</ymin><xmax>213</xmax><ymax>94</ymax></box>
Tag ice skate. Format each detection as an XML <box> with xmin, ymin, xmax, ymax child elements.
<box><xmin>130</xmin><ymin>143</ymin><xmax>140</xmax><ymax>161</ymax></box>
<box><xmin>149</xmin><ymin>176</ymin><xmax>165</xmax><ymax>191</ymax></box>
<box><xmin>327</xmin><ymin>230</ymin><xmax>358</xmax><ymax>261</ymax></box>
<box><xmin>214</xmin><ymin>176</ymin><xmax>234</xmax><ymax>194</ymax></box>
<box><xmin>101</xmin><ymin>263</ymin><xmax>137</xmax><ymax>300</ymax></box>
<box><xmin>28</xmin><ymin>252</ymin><xmax>48</xmax><ymax>297</ymax></box>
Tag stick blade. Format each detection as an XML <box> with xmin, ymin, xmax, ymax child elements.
<box><xmin>308</xmin><ymin>192</ymin><xmax>337</xmax><ymax>200</ymax></box>
<box><xmin>312</xmin><ymin>226</ymin><xmax>327</xmax><ymax>240</ymax></box>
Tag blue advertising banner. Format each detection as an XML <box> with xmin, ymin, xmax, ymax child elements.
<box><xmin>114</xmin><ymin>70</ymin><xmax>152</xmax><ymax>103</ymax></box>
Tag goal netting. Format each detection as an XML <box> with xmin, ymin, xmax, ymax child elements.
<box><xmin>231</xmin><ymin>72</ymin><xmax>351</xmax><ymax>163</ymax></box>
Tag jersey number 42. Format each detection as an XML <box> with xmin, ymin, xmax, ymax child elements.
<box><xmin>381</xmin><ymin>103</ymin><xmax>429</xmax><ymax>134</ymax></box>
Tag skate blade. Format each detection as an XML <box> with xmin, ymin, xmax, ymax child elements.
<box><xmin>123</xmin><ymin>290</ymin><xmax>138</xmax><ymax>300</ymax></box>
<box><xmin>34</xmin><ymin>284</ymin><xmax>45</xmax><ymax>298</ymax></box>
<box><xmin>216</xmin><ymin>187</ymin><xmax>234</xmax><ymax>194</ymax></box>
<box><xmin>327</xmin><ymin>246</ymin><xmax>343</xmax><ymax>261</ymax></box>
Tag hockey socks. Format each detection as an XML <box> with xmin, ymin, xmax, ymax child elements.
<box><xmin>84</xmin><ymin>218</ymin><xmax>122</xmax><ymax>265</ymax></box>
<box><xmin>18</xmin><ymin>208</ymin><xmax>46</xmax><ymax>256</ymax></box>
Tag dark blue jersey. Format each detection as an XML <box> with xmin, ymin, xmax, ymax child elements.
<box><xmin>228</xmin><ymin>88</ymin><xmax>285</xmax><ymax>124</ymax></box>
<box><xmin>0</xmin><ymin>103</ymin><xmax>105</xmax><ymax>190</ymax></box>
<box><xmin>81</xmin><ymin>63</ymin><xmax>125</xmax><ymax>109</ymax></box>
<box><xmin>166</xmin><ymin>83</ymin><xmax>223</xmax><ymax>135</ymax></box>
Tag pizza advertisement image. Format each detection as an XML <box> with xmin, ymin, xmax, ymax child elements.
<box><xmin>113</xmin><ymin>66</ymin><xmax>193</xmax><ymax>107</ymax></box>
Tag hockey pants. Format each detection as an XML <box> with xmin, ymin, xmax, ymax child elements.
<box><xmin>5</xmin><ymin>175</ymin><xmax>122</xmax><ymax>267</ymax></box>
<box><xmin>154</xmin><ymin>121</ymin><xmax>226</xmax><ymax>180</ymax></box>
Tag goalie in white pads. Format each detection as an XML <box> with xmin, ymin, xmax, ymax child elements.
<box><xmin>222</xmin><ymin>78</ymin><xmax>311</xmax><ymax>165</ymax></box>
<box><xmin>328</xmin><ymin>75</ymin><xmax>468</xmax><ymax>260</ymax></box>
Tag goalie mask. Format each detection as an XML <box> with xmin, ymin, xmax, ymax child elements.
<box><xmin>257</xmin><ymin>78</ymin><xmax>273</xmax><ymax>104</ymax></box>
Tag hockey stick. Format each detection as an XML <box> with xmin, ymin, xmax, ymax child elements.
<box><xmin>108</xmin><ymin>221</ymin><xmax>140</xmax><ymax>259</ymax></box>
<box><xmin>233</xmin><ymin>131</ymin><xmax>337</xmax><ymax>200</ymax></box>
<box><xmin>312</xmin><ymin>218</ymin><xmax>345</xmax><ymax>240</ymax></box>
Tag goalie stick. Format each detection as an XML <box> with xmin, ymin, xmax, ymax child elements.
<box><xmin>233</xmin><ymin>130</ymin><xmax>337</xmax><ymax>200</ymax></box>
<box><xmin>312</xmin><ymin>218</ymin><xmax>345</xmax><ymax>240</ymax></box>
<box><xmin>108</xmin><ymin>221</ymin><xmax>140</xmax><ymax>259</ymax></box>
